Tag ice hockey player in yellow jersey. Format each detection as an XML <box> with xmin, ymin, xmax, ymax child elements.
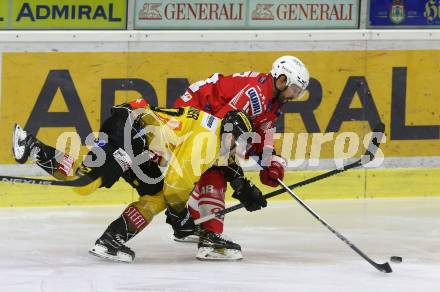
<box><xmin>12</xmin><ymin>99</ymin><xmax>267</xmax><ymax>262</ymax></box>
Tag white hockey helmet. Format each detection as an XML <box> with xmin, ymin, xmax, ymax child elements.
<box><xmin>270</xmin><ymin>56</ymin><xmax>309</xmax><ymax>98</ymax></box>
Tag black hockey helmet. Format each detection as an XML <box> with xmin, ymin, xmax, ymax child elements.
<box><xmin>220</xmin><ymin>110</ymin><xmax>254</xmax><ymax>137</ymax></box>
<box><xmin>220</xmin><ymin>110</ymin><xmax>255</xmax><ymax>157</ymax></box>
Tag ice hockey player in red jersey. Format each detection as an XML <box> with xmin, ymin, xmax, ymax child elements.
<box><xmin>166</xmin><ymin>56</ymin><xmax>310</xmax><ymax>259</ymax></box>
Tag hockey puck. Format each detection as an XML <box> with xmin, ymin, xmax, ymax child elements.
<box><xmin>390</xmin><ymin>256</ymin><xmax>402</xmax><ymax>263</ymax></box>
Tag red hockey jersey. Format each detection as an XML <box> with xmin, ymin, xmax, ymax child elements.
<box><xmin>174</xmin><ymin>72</ymin><xmax>283</xmax><ymax>154</ymax></box>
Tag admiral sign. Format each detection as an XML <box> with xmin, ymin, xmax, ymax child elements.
<box><xmin>0</xmin><ymin>1</ymin><xmax>8</xmax><ymax>28</ymax></box>
<box><xmin>134</xmin><ymin>0</ymin><xmax>359</xmax><ymax>29</ymax></box>
<box><xmin>369</xmin><ymin>0</ymin><xmax>440</xmax><ymax>27</ymax></box>
<box><xmin>0</xmin><ymin>0</ymin><xmax>127</xmax><ymax>29</ymax></box>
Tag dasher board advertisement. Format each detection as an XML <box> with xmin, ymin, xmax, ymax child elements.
<box><xmin>134</xmin><ymin>0</ymin><xmax>359</xmax><ymax>29</ymax></box>
<box><xmin>369</xmin><ymin>0</ymin><xmax>440</xmax><ymax>28</ymax></box>
<box><xmin>0</xmin><ymin>0</ymin><xmax>127</xmax><ymax>30</ymax></box>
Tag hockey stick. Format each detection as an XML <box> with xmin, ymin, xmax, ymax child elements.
<box><xmin>277</xmin><ymin>178</ymin><xmax>392</xmax><ymax>273</ymax></box>
<box><xmin>0</xmin><ymin>173</ymin><xmax>96</xmax><ymax>187</ymax></box>
<box><xmin>194</xmin><ymin>123</ymin><xmax>385</xmax><ymax>225</ymax></box>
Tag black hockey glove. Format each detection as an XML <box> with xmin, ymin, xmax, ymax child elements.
<box><xmin>85</xmin><ymin>143</ymin><xmax>132</xmax><ymax>188</ymax></box>
<box><xmin>104</xmin><ymin>145</ymin><xmax>132</xmax><ymax>188</ymax></box>
<box><xmin>222</xmin><ymin>163</ymin><xmax>244</xmax><ymax>183</ymax></box>
<box><xmin>231</xmin><ymin>178</ymin><xmax>267</xmax><ymax>212</ymax></box>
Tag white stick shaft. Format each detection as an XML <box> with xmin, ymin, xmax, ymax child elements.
<box><xmin>194</xmin><ymin>213</ymin><xmax>216</xmax><ymax>225</ymax></box>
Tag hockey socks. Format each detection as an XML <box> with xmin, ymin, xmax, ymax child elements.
<box><xmin>89</xmin><ymin>204</ymin><xmax>149</xmax><ymax>263</ymax></box>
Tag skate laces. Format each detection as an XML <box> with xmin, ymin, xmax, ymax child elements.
<box><xmin>29</xmin><ymin>145</ymin><xmax>40</xmax><ymax>161</ymax></box>
<box><xmin>114</xmin><ymin>234</ymin><xmax>126</xmax><ymax>246</ymax></box>
<box><xmin>24</xmin><ymin>135</ymin><xmax>41</xmax><ymax>161</ymax></box>
<box><xmin>194</xmin><ymin>225</ymin><xmax>202</xmax><ymax>236</ymax></box>
<box><xmin>212</xmin><ymin>232</ymin><xmax>233</xmax><ymax>244</ymax></box>
<box><xmin>100</xmin><ymin>232</ymin><xmax>126</xmax><ymax>248</ymax></box>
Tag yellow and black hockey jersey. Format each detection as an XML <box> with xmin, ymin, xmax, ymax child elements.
<box><xmin>75</xmin><ymin>105</ymin><xmax>224</xmax><ymax>204</ymax></box>
<box><xmin>137</xmin><ymin>106</ymin><xmax>223</xmax><ymax>203</ymax></box>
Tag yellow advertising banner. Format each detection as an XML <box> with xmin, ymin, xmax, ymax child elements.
<box><xmin>1</xmin><ymin>51</ymin><xmax>440</xmax><ymax>165</ymax></box>
<box><xmin>9</xmin><ymin>0</ymin><xmax>126</xmax><ymax>29</ymax></box>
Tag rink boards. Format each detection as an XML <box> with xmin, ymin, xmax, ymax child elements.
<box><xmin>1</xmin><ymin>50</ymin><xmax>440</xmax><ymax>162</ymax></box>
<box><xmin>1</xmin><ymin>168</ymin><xmax>440</xmax><ymax>207</ymax></box>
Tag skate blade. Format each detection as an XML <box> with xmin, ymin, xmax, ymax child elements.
<box><xmin>12</xmin><ymin>123</ymin><xmax>28</xmax><ymax>163</ymax></box>
<box><xmin>196</xmin><ymin>247</ymin><xmax>243</xmax><ymax>261</ymax></box>
<box><xmin>89</xmin><ymin>244</ymin><xmax>134</xmax><ymax>263</ymax></box>
<box><xmin>174</xmin><ymin>235</ymin><xmax>199</xmax><ymax>243</ymax></box>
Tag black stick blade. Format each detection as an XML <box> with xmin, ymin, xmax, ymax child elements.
<box><xmin>371</xmin><ymin>122</ymin><xmax>385</xmax><ymax>147</ymax></box>
<box><xmin>363</xmin><ymin>123</ymin><xmax>385</xmax><ymax>163</ymax></box>
<box><xmin>375</xmin><ymin>262</ymin><xmax>393</xmax><ymax>273</ymax></box>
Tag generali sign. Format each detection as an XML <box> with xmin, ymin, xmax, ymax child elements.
<box><xmin>134</xmin><ymin>0</ymin><xmax>359</xmax><ymax>29</ymax></box>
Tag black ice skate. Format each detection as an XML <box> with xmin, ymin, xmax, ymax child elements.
<box><xmin>12</xmin><ymin>123</ymin><xmax>39</xmax><ymax>164</ymax></box>
<box><xmin>196</xmin><ymin>229</ymin><xmax>243</xmax><ymax>261</ymax></box>
<box><xmin>89</xmin><ymin>231</ymin><xmax>135</xmax><ymax>263</ymax></box>
<box><xmin>165</xmin><ymin>207</ymin><xmax>200</xmax><ymax>243</ymax></box>
<box><xmin>174</xmin><ymin>225</ymin><xmax>201</xmax><ymax>243</ymax></box>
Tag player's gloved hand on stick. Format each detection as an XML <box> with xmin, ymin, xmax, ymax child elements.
<box><xmin>231</xmin><ymin>178</ymin><xmax>267</xmax><ymax>212</ymax></box>
<box><xmin>259</xmin><ymin>155</ymin><xmax>287</xmax><ymax>187</ymax></box>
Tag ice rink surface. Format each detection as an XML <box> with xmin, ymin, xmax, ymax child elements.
<box><xmin>0</xmin><ymin>197</ymin><xmax>439</xmax><ymax>292</ymax></box>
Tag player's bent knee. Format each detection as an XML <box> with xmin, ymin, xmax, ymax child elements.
<box><xmin>137</xmin><ymin>192</ymin><xmax>167</xmax><ymax>219</ymax></box>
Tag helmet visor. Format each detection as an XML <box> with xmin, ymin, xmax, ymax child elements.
<box><xmin>289</xmin><ymin>83</ymin><xmax>306</xmax><ymax>100</ymax></box>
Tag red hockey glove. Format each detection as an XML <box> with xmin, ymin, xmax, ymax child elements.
<box><xmin>259</xmin><ymin>155</ymin><xmax>287</xmax><ymax>187</ymax></box>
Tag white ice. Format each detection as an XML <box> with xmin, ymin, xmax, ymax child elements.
<box><xmin>0</xmin><ymin>197</ymin><xmax>439</xmax><ymax>292</ymax></box>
